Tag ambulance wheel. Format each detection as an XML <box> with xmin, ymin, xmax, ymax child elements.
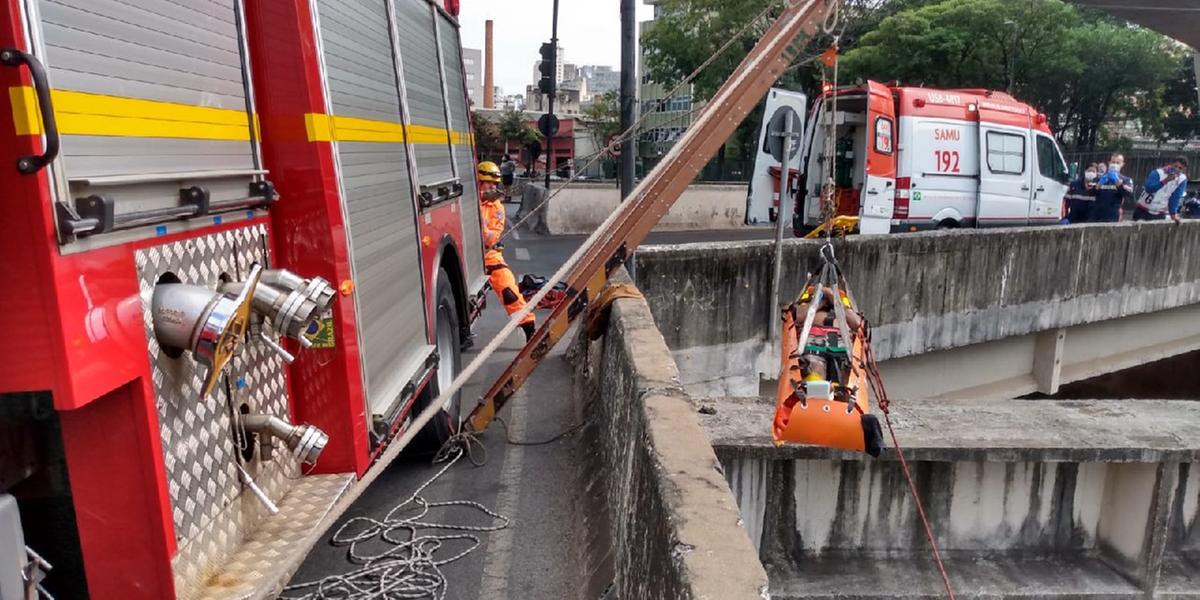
<box><xmin>411</xmin><ymin>269</ymin><xmax>463</xmax><ymax>452</ymax></box>
<box><xmin>861</xmin><ymin>414</ymin><xmax>885</xmax><ymax>458</ymax></box>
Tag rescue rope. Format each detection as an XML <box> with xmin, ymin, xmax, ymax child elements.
<box><xmin>495</xmin><ymin>416</ymin><xmax>587</xmax><ymax>447</ymax></box>
<box><xmin>280</xmin><ymin>447</ymin><xmax>508</xmax><ymax>600</ymax></box>
<box><xmin>861</xmin><ymin>322</ymin><xmax>956</xmax><ymax>599</ymax></box>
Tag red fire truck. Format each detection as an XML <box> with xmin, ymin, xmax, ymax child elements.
<box><xmin>0</xmin><ymin>0</ymin><xmax>483</xmax><ymax>597</ymax></box>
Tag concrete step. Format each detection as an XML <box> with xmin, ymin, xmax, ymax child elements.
<box><xmin>701</xmin><ymin>397</ymin><xmax>1200</xmax><ymax>599</ymax></box>
<box><xmin>700</xmin><ymin>397</ymin><xmax>1200</xmax><ymax>462</ymax></box>
<box><xmin>767</xmin><ymin>552</ymin><xmax>1141</xmax><ymax>599</ymax></box>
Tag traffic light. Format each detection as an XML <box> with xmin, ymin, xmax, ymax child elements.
<box><xmin>538</xmin><ymin>42</ymin><xmax>556</xmax><ymax>95</ymax></box>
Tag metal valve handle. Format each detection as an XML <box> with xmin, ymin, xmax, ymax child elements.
<box><xmin>196</xmin><ymin>264</ymin><xmax>262</xmax><ymax>399</ymax></box>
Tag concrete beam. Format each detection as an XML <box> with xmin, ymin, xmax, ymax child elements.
<box><xmin>1033</xmin><ymin>328</ymin><xmax>1066</xmax><ymax>395</ymax></box>
<box><xmin>878</xmin><ymin>302</ymin><xmax>1200</xmax><ymax>400</ymax></box>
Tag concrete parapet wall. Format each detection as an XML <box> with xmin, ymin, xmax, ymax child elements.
<box><xmin>544</xmin><ymin>182</ymin><xmax>747</xmax><ymax>234</ymax></box>
<box><xmin>635</xmin><ymin>223</ymin><xmax>1200</xmax><ymax>397</ymax></box>
<box><xmin>572</xmin><ymin>271</ymin><xmax>768</xmax><ymax>600</ymax></box>
<box><xmin>703</xmin><ymin>397</ymin><xmax>1200</xmax><ymax>597</ymax></box>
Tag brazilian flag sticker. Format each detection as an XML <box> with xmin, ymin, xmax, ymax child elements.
<box><xmin>304</xmin><ymin>310</ymin><xmax>336</xmax><ymax>349</ymax></box>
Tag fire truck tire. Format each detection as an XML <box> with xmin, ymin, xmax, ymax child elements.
<box><xmin>411</xmin><ymin>269</ymin><xmax>463</xmax><ymax>452</ymax></box>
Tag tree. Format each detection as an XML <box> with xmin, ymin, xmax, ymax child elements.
<box><xmin>641</xmin><ymin>0</ymin><xmax>922</xmax><ymax>171</ymax></box>
<box><xmin>1149</xmin><ymin>53</ymin><xmax>1199</xmax><ymax>142</ymax></box>
<box><xmin>642</xmin><ymin>0</ymin><xmax>1186</xmax><ymax>154</ymax></box>
<box><xmin>839</xmin><ymin>0</ymin><xmax>1182</xmax><ymax>151</ymax></box>
<box><xmin>471</xmin><ymin>110</ymin><xmax>503</xmax><ymax>159</ymax></box>
<box><xmin>473</xmin><ymin>108</ymin><xmax>541</xmax><ymax>165</ymax></box>
<box><xmin>581</xmin><ymin>91</ymin><xmax>621</xmax><ymax>176</ymax></box>
<box><xmin>497</xmin><ymin>108</ymin><xmax>540</xmax><ymax>151</ymax></box>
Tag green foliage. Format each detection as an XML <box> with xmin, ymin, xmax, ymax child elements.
<box><xmin>498</xmin><ymin>108</ymin><xmax>541</xmax><ymax>146</ymax></box>
<box><xmin>840</xmin><ymin>0</ymin><xmax>1183</xmax><ymax>150</ymax></box>
<box><xmin>582</xmin><ymin>90</ymin><xmax>621</xmax><ymax>142</ymax></box>
<box><xmin>471</xmin><ymin>110</ymin><xmax>503</xmax><ymax>158</ymax></box>
<box><xmin>1151</xmin><ymin>53</ymin><xmax>1199</xmax><ymax>142</ymax></box>
<box><xmin>642</xmin><ymin>0</ymin><xmax>1190</xmax><ymax>154</ymax></box>
<box><xmin>641</xmin><ymin>0</ymin><xmax>926</xmax><ymax>163</ymax></box>
<box><xmin>473</xmin><ymin>108</ymin><xmax>542</xmax><ymax>162</ymax></box>
<box><xmin>581</xmin><ymin>90</ymin><xmax>621</xmax><ymax>172</ymax></box>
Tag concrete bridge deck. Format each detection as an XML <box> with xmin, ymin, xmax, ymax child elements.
<box><xmin>701</xmin><ymin>397</ymin><xmax>1200</xmax><ymax>598</ymax></box>
<box><xmin>702</xmin><ymin>397</ymin><xmax>1200</xmax><ymax>463</ymax></box>
<box><xmin>575</xmin><ymin>224</ymin><xmax>1200</xmax><ymax>599</ymax></box>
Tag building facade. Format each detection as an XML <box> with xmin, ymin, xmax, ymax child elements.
<box><xmin>639</xmin><ymin>0</ymin><xmax>697</xmax><ymax>171</ymax></box>
<box><xmin>463</xmin><ymin>47</ymin><xmax>484</xmax><ymax>106</ymax></box>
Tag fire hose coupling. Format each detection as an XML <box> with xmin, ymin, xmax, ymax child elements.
<box><xmin>152</xmin><ymin>264</ymin><xmax>262</xmax><ymax>400</ymax></box>
<box><xmin>263</xmin><ymin>269</ymin><xmax>336</xmax><ymax>314</ymax></box>
<box><xmin>222</xmin><ymin>269</ymin><xmax>336</xmax><ymax>345</ymax></box>
<box><xmin>240</xmin><ymin>413</ymin><xmax>328</xmax><ymax>465</ymax></box>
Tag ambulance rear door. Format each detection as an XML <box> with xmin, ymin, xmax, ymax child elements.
<box><xmin>858</xmin><ymin>81</ymin><xmax>896</xmax><ymax>234</ymax></box>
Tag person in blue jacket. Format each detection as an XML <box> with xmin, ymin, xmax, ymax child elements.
<box><xmin>1094</xmin><ymin>153</ymin><xmax>1132</xmax><ymax>223</ymax></box>
<box><xmin>1066</xmin><ymin>163</ymin><xmax>1098</xmax><ymax>224</ymax></box>
<box><xmin>1134</xmin><ymin>157</ymin><xmax>1189</xmax><ymax>223</ymax></box>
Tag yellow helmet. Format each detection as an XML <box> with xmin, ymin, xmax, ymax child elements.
<box><xmin>477</xmin><ymin>161</ymin><xmax>502</xmax><ymax>183</ymax></box>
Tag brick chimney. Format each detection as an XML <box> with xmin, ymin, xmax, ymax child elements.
<box><xmin>484</xmin><ymin>20</ymin><xmax>495</xmax><ymax>108</ymax></box>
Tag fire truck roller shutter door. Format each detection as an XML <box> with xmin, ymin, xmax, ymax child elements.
<box><xmin>314</xmin><ymin>0</ymin><xmax>431</xmax><ymax>418</ymax></box>
<box><xmin>908</xmin><ymin>118</ymin><xmax>979</xmax><ymax>226</ymax></box>
<box><xmin>394</xmin><ymin>0</ymin><xmax>456</xmax><ymax>186</ymax></box>
<box><xmin>437</xmin><ymin>13</ymin><xmax>486</xmax><ymax>292</ymax></box>
<box><xmin>26</xmin><ymin>0</ymin><xmax>261</xmax><ymax>246</ymax></box>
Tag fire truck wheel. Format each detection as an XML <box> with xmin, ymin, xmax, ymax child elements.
<box><xmin>411</xmin><ymin>268</ymin><xmax>463</xmax><ymax>451</ymax></box>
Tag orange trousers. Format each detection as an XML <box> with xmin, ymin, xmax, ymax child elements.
<box><xmin>486</xmin><ymin>252</ymin><xmax>535</xmax><ymax>326</ymax></box>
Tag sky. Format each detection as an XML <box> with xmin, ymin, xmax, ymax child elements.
<box><xmin>457</xmin><ymin>0</ymin><xmax>655</xmax><ymax>97</ymax></box>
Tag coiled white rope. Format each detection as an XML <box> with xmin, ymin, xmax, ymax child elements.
<box><xmin>280</xmin><ymin>448</ymin><xmax>508</xmax><ymax>600</ymax></box>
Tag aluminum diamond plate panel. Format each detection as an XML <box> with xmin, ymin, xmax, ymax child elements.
<box><xmin>197</xmin><ymin>474</ymin><xmax>354</xmax><ymax>600</ymax></box>
<box><xmin>136</xmin><ymin>225</ymin><xmax>306</xmax><ymax>600</ymax></box>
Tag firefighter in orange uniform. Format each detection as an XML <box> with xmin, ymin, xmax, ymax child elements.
<box><xmin>478</xmin><ymin>161</ymin><xmax>537</xmax><ymax>341</ymax></box>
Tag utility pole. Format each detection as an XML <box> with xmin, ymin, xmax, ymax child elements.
<box><xmin>542</xmin><ymin>0</ymin><xmax>561</xmax><ymax>191</ymax></box>
<box><xmin>619</xmin><ymin>0</ymin><xmax>636</xmax><ymax>200</ymax></box>
<box><xmin>620</xmin><ymin>0</ymin><xmax>636</xmax><ymax>274</ymax></box>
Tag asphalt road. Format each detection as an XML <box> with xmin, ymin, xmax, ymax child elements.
<box><xmin>288</xmin><ymin>224</ymin><xmax>777</xmax><ymax>600</ymax></box>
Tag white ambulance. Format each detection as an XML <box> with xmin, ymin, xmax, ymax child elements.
<box><xmin>787</xmin><ymin>81</ymin><xmax>1071</xmax><ymax>234</ymax></box>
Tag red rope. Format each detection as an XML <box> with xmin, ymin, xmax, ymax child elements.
<box><xmin>864</xmin><ymin>330</ymin><xmax>956</xmax><ymax>599</ymax></box>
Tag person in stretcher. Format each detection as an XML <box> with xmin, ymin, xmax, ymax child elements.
<box><xmin>772</xmin><ymin>284</ymin><xmax>884</xmax><ymax>457</ymax></box>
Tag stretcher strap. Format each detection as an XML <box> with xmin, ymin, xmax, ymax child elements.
<box><xmin>585</xmin><ymin>283</ymin><xmax>644</xmax><ymax>340</ymax></box>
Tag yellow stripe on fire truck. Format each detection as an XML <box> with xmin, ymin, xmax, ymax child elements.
<box><xmin>304</xmin><ymin>112</ymin><xmax>471</xmax><ymax>145</ymax></box>
<box><xmin>9</xmin><ymin>86</ymin><xmax>257</xmax><ymax>141</ymax></box>
<box><xmin>7</xmin><ymin>87</ymin><xmax>468</xmax><ymax>147</ymax></box>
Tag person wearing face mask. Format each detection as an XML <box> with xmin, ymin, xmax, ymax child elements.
<box><xmin>1094</xmin><ymin>153</ymin><xmax>1131</xmax><ymax>222</ymax></box>
<box><xmin>1135</xmin><ymin>157</ymin><xmax>1189</xmax><ymax>223</ymax></box>
<box><xmin>1066</xmin><ymin>163</ymin><xmax>1099</xmax><ymax>223</ymax></box>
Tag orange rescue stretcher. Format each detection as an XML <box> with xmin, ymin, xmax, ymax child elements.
<box><xmin>772</xmin><ymin>254</ymin><xmax>885</xmax><ymax>457</ymax></box>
